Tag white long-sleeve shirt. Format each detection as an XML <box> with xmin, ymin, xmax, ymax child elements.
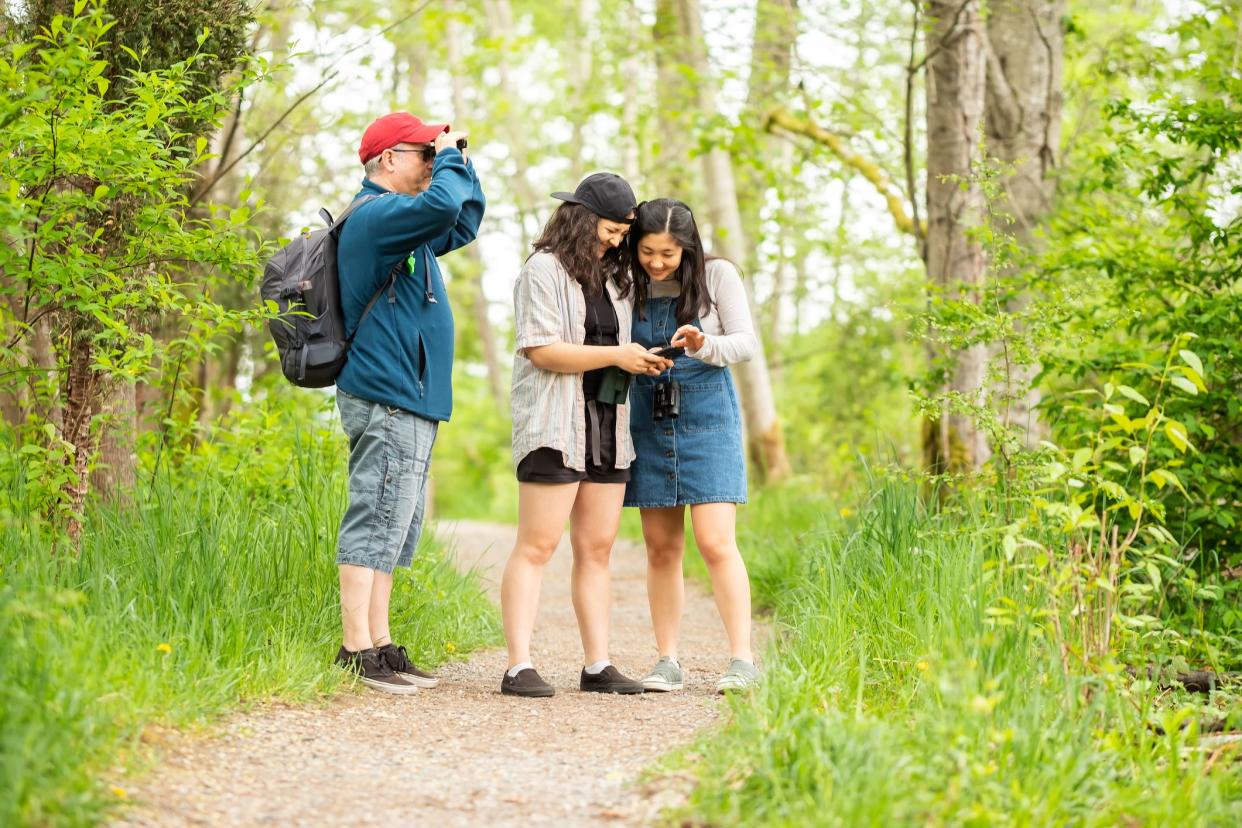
<box><xmin>648</xmin><ymin>258</ymin><xmax>757</xmax><ymax>366</ymax></box>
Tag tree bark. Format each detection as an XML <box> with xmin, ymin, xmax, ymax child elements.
<box><xmin>652</xmin><ymin>0</ymin><xmax>700</xmax><ymax>199</ymax></box>
<box><xmin>984</xmin><ymin>0</ymin><xmax>1065</xmax><ymax>450</ymax></box>
<box><xmin>923</xmin><ymin>0</ymin><xmax>990</xmax><ymax>474</ymax></box>
<box><xmin>90</xmin><ymin>382</ymin><xmax>136</xmax><ymax>504</ymax></box>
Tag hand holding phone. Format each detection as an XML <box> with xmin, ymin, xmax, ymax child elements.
<box><xmin>652</xmin><ymin>346</ymin><xmax>684</xmax><ymax>359</ymax></box>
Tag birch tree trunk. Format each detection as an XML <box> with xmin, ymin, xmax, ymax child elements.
<box><xmin>652</xmin><ymin>0</ymin><xmax>700</xmax><ymax>199</ymax></box>
<box><xmin>984</xmin><ymin>0</ymin><xmax>1065</xmax><ymax>450</ymax></box>
<box><xmin>679</xmin><ymin>0</ymin><xmax>792</xmax><ymax>482</ymax></box>
<box><xmin>923</xmin><ymin>0</ymin><xmax>990</xmax><ymax>475</ymax></box>
<box><xmin>741</xmin><ymin>0</ymin><xmax>798</xmax><ymax>362</ymax></box>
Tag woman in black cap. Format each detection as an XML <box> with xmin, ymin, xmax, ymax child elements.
<box><xmin>500</xmin><ymin>173</ymin><xmax>672</xmax><ymax>697</ymax></box>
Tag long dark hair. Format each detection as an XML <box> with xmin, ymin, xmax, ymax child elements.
<box><xmin>530</xmin><ymin>203</ymin><xmax>632</xmax><ymax>298</ymax></box>
<box><xmin>629</xmin><ymin>198</ymin><xmax>717</xmax><ymax>324</ymax></box>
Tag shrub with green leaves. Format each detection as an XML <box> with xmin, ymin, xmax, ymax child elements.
<box><xmin>0</xmin><ymin>0</ymin><xmax>266</xmax><ymax>537</ymax></box>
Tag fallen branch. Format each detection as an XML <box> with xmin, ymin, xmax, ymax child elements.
<box><xmin>1128</xmin><ymin>666</ymin><xmax>1241</xmax><ymax>694</ymax></box>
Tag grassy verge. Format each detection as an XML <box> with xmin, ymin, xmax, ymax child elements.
<box><xmin>673</xmin><ymin>480</ymin><xmax>1241</xmax><ymax>825</ymax></box>
<box><xmin>0</xmin><ymin>424</ymin><xmax>501</xmax><ymax>827</ymax></box>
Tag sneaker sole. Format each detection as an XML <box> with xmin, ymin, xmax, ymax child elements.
<box><xmin>501</xmin><ymin>684</ymin><xmax>555</xmax><ymax>698</ymax></box>
<box><xmin>642</xmin><ymin>679</ymin><xmax>684</xmax><ymax>692</ymax></box>
<box><xmin>359</xmin><ymin>676</ymin><xmax>420</xmax><ymax>695</ymax></box>
<box><xmin>580</xmin><ymin>684</ymin><xmax>646</xmax><ymax>694</ymax></box>
<box><xmin>396</xmin><ymin>672</ymin><xmax>439</xmax><ymax>689</ymax></box>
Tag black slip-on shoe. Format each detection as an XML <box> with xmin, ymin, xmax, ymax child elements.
<box><xmin>579</xmin><ymin>664</ymin><xmax>645</xmax><ymax>694</ymax></box>
<box><xmin>335</xmin><ymin>646</ymin><xmax>419</xmax><ymax>695</ymax></box>
<box><xmin>377</xmin><ymin>643</ymin><xmax>439</xmax><ymax>688</ymax></box>
<box><xmin>501</xmin><ymin>667</ymin><xmax>555</xmax><ymax>697</ymax></box>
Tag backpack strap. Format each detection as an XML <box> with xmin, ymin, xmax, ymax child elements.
<box><xmin>347</xmin><ymin>261</ymin><xmax>402</xmax><ymax>344</ymax></box>
<box><xmin>331</xmin><ymin>192</ymin><xmax>398</xmax><ymax>344</ymax></box>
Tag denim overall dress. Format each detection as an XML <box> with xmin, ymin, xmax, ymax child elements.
<box><xmin>623</xmin><ymin>295</ymin><xmax>747</xmax><ymax>508</ymax></box>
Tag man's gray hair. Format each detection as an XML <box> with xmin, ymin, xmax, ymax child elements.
<box><xmin>363</xmin><ymin>153</ymin><xmax>384</xmax><ymax>178</ymax></box>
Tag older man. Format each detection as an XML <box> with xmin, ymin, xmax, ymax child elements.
<box><xmin>333</xmin><ymin>112</ymin><xmax>485</xmax><ymax>693</ymax></box>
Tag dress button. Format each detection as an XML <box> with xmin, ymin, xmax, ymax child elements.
<box><xmin>664</xmin><ymin>430</ymin><xmax>673</xmax><ymax>436</ymax></box>
<box><xmin>667</xmin><ymin>472</ymin><xmax>676</xmax><ymax>480</ymax></box>
<box><xmin>665</xmin><ymin>449</ymin><xmax>674</xmax><ymax>457</ymax></box>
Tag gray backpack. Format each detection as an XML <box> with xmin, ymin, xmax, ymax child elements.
<box><xmin>260</xmin><ymin>195</ymin><xmax>398</xmax><ymax>387</ymax></box>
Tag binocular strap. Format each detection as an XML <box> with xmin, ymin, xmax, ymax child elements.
<box><xmin>586</xmin><ymin>399</ymin><xmax>604</xmax><ymax>468</ymax></box>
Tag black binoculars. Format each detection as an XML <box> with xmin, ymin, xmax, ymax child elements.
<box><xmin>653</xmin><ymin>379</ymin><xmax>680</xmax><ymax>420</ymax></box>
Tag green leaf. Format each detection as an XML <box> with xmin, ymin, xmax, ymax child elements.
<box><xmin>1178</xmin><ymin>348</ymin><xmax>1204</xmax><ymax>378</ymax></box>
<box><xmin>1128</xmin><ymin>445</ymin><xmax>1146</xmax><ymax>466</ymax></box>
<box><xmin>1118</xmin><ymin>385</ymin><xmax>1149</xmax><ymax>406</ymax></box>
<box><xmin>1072</xmin><ymin>447</ymin><xmax>1092</xmax><ymax>471</ymax></box>
<box><xmin>1169</xmin><ymin>375</ymin><xmax>1197</xmax><ymax>395</ymax></box>
<box><xmin>1164</xmin><ymin>420</ymin><xmax>1193</xmax><ymax>453</ymax></box>
<box><xmin>1146</xmin><ymin>562</ymin><xmax>1162</xmax><ymax>590</ymax></box>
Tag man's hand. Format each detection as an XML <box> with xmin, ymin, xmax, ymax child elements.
<box><xmin>615</xmin><ymin>343</ymin><xmax>672</xmax><ymax>375</ymax></box>
<box><xmin>670</xmin><ymin>324</ymin><xmax>705</xmax><ymax>351</ymax></box>
<box><xmin>437</xmin><ymin>129</ymin><xmax>469</xmax><ymax>161</ymax></box>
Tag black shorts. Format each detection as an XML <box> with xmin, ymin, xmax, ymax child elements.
<box><xmin>516</xmin><ymin>402</ymin><xmax>630</xmax><ymax>485</ymax></box>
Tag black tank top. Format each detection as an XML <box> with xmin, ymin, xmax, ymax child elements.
<box><xmin>582</xmin><ymin>286</ymin><xmax>619</xmax><ymax>401</ymax></box>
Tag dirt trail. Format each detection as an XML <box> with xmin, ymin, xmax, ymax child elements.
<box><xmin>116</xmin><ymin>520</ymin><xmax>761</xmax><ymax>827</ymax></box>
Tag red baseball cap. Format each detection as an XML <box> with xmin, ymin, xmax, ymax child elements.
<box><xmin>358</xmin><ymin>112</ymin><xmax>449</xmax><ymax>164</ymax></box>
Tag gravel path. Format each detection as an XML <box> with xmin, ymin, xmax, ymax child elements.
<box><xmin>115</xmin><ymin>519</ymin><xmax>762</xmax><ymax>827</ymax></box>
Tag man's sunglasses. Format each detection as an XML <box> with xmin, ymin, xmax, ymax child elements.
<box><xmin>389</xmin><ymin>145</ymin><xmax>437</xmax><ymax>163</ymax></box>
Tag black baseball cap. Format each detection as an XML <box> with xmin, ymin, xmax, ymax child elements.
<box><xmin>550</xmin><ymin>172</ymin><xmax>637</xmax><ymax>223</ymax></box>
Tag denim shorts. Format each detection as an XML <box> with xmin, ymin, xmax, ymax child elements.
<box><xmin>336</xmin><ymin>390</ymin><xmax>438</xmax><ymax>574</ymax></box>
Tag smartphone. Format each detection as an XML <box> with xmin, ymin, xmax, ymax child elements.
<box><xmin>456</xmin><ymin>138</ymin><xmax>468</xmax><ymax>150</ymax></box>
<box><xmin>653</xmin><ymin>346</ymin><xmax>684</xmax><ymax>359</ymax></box>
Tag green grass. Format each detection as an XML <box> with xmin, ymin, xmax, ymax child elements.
<box><xmin>673</xmin><ymin>480</ymin><xmax>1242</xmax><ymax>826</ymax></box>
<box><xmin>0</xmin><ymin>425</ymin><xmax>501</xmax><ymax>827</ymax></box>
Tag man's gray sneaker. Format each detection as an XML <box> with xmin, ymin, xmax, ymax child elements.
<box><xmin>642</xmin><ymin>656</ymin><xmax>684</xmax><ymax>692</ymax></box>
<box><xmin>715</xmin><ymin>658</ymin><xmax>760</xmax><ymax>694</ymax></box>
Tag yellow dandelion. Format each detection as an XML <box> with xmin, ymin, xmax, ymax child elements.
<box><xmin>969</xmin><ymin>694</ymin><xmax>1000</xmax><ymax>715</ymax></box>
<box><xmin>915</xmin><ymin>660</ymin><xmax>930</xmax><ymax>672</ymax></box>
<box><xmin>839</xmin><ymin>507</ymin><xmax>853</xmax><ymax>518</ymax></box>
<box><xmin>445</xmin><ymin>642</ymin><xmax>457</xmax><ymax>653</ymax></box>
<box><xmin>111</xmin><ymin>786</ymin><xmax>128</xmax><ymax>799</ymax></box>
<box><xmin>155</xmin><ymin>643</ymin><xmax>172</xmax><ymax>654</ymax></box>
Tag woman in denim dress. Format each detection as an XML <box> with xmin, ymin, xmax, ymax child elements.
<box><xmin>624</xmin><ymin>199</ymin><xmax>762</xmax><ymax>693</ymax></box>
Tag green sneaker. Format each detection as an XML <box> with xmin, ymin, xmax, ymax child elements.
<box><xmin>641</xmin><ymin>656</ymin><xmax>684</xmax><ymax>692</ymax></box>
<box><xmin>715</xmin><ymin>658</ymin><xmax>760</xmax><ymax>693</ymax></box>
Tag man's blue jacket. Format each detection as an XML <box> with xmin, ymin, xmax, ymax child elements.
<box><xmin>335</xmin><ymin>148</ymin><xmax>485</xmax><ymax>421</ymax></box>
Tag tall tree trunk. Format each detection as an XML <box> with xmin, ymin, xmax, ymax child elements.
<box><xmin>679</xmin><ymin>0</ymin><xmax>792</xmax><ymax>482</ymax></box>
<box><xmin>984</xmin><ymin>0</ymin><xmax>1064</xmax><ymax>451</ymax></box>
<box><xmin>652</xmin><ymin>0</ymin><xmax>700</xmax><ymax>199</ymax></box>
<box><xmin>923</xmin><ymin>0</ymin><xmax>990</xmax><ymax>475</ymax></box>
<box><xmin>446</xmin><ymin>1</ymin><xmax>505</xmax><ymax>407</ymax></box>
<box><xmin>61</xmin><ymin>326</ymin><xmax>97</xmax><ymax>544</ymax></box>
<box><xmin>741</xmin><ymin>0</ymin><xmax>798</xmax><ymax>357</ymax></box>
<box><xmin>90</xmin><ymin>383</ymin><xmax>136</xmax><ymax>503</ymax></box>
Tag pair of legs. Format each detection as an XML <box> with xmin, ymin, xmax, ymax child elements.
<box><xmin>642</xmin><ymin>502</ymin><xmax>752</xmax><ymax>662</ymax></box>
<box><xmin>339</xmin><ymin>567</ymin><xmax>396</xmax><ymax>651</ymax></box>
<box><xmin>502</xmin><ymin>479</ymin><xmax>626</xmax><ymax>667</ymax></box>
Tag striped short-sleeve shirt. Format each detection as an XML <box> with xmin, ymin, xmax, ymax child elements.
<box><xmin>510</xmin><ymin>251</ymin><xmax>636</xmax><ymax>472</ymax></box>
